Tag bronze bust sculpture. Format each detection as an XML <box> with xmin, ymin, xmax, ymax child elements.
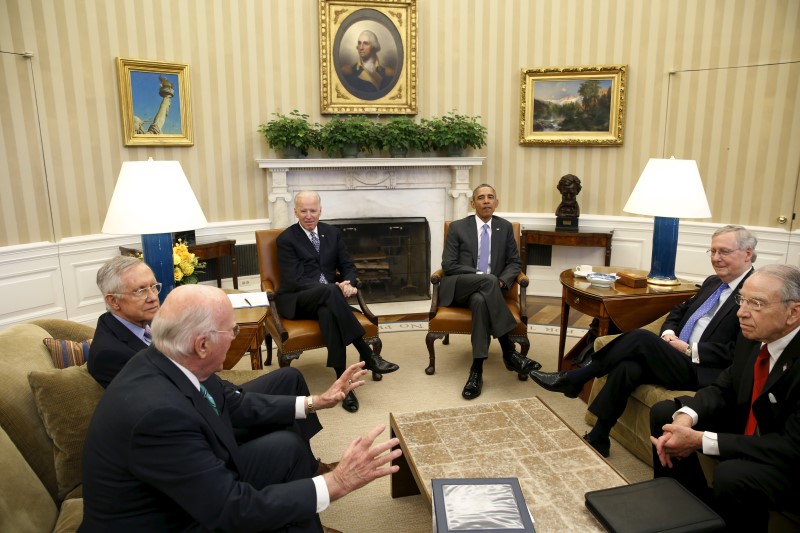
<box><xmin>556</xmin><ymin>174</ymin><xmax>581</xmax><ymax>230</ymax></box>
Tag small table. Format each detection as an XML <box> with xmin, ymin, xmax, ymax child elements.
<box><xmin>521</xmin><ymin>227</ymin><xmax>614</xmax><ymax>266</ymax></box>
<box><xmin>558</xmin><ymin>267</ymin><xmax>698</xmax><ymax>397</ymax></box>
<box><xmin>119</xmin><ymin>239</ymin><xmax>239</xmax><ymax>289</ymax></box>
<box><xmin>223</xmin><ymin>305</ymin><xmax>268</xmax><ymax>370</ymax></box>
<box><xmin>390</xmin><ymin>397</ymin><xmax>628</xmax><ymax>532</ymax></box>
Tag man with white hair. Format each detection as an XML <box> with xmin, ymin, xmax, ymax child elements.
<box><xmin>81</xmin><ymin>284</ymin><xmax>400</xmax><ymax>532</ymax></box>
<box><xmin>340</xmin><ymin>29</ymin><xmax>396</xmax><ymax>95</ymax></box>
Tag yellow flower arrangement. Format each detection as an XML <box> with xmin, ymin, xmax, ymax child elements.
<box><xmin>172</xmin><ymin>240</ymin><xmax>206</xmax><ymax>285</ymax></box>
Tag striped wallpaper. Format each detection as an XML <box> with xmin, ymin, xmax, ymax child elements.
<box><xmin>1</xmin><ymin>0</ymin><xmax>798</xmax><ymax>247</ymax></box>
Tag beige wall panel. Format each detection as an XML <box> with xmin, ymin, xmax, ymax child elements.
<box><xmin>1</xmin><ymin>0</ymin><xmax>798</xmax><ymax>245</ymax></box>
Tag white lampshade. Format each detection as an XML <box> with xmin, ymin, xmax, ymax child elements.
<box><xmin>102</xmin><ymin>158</ymin><xmax>207</xmax><ymax>235</ymax></box>
<box><xmin>623</xmin><ymin>157</ymin><xmax>712</xmax><ymax>219</ymax></box>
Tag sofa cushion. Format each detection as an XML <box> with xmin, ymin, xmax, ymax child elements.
<box><xmin>28</xmin><ymin>365</ymin><xmax>104</xmax><ymax>500</ymax></box>
<box><xmin>43</xmin><ymin>338</ymin><xmax>92</xmax><ymax>369</ymax></box>
<box><xmin>53</xmin><ymin>497</ymin><xmax>83</xmax><ymax>533</ymax></box>
<box><xmin>0</xmin><ymin>323</ymin><xmax>62</xmax><ymax>501</ymax></box>
<box><xmin>0</xmin><ymin>423</ymin><xmax>59</xmax><ymax>532</ymax></box>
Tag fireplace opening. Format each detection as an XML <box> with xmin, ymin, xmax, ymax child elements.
<box><xmin>328</xmin><ymin>217</ymin><xmax>430</xmax><ymax>303</ymax></box>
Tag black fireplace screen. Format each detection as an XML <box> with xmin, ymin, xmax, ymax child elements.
<box><xmin>328</xmin><ymin>217</ymin><xmax>430</xmax><ymax>303</ymax></box>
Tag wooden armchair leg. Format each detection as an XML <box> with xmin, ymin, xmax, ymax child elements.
<box><xmin>264</xmin><ymin>334</ymin><xmax>273</xmax><ymax>366</ymax></box>
<box><xmin>425</xmin><ymin>332</ymin><xmax>446</xmax><ymax>375</ymax></box>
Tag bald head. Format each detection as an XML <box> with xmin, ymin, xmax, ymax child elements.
<box><xmin>152</xmin><ymin>285</ymin><xmax>235</xmax><ymax>378</ymax></box>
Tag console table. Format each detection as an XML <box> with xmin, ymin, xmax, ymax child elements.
<box><xmin>521</xmin><ymin>227</ymin><xmax>614</xmax><ymax>266</ymax></box>
<box><xmin>119</xmin><ymin>239</ymin><xmax>239</xmax><ymax>289</ymax></box>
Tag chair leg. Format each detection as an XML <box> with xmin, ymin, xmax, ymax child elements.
<box><xmin>443</xmin><ymin>333</ymin><xmax>450</xmax><ymax>345</ymax></box>
<box><xmin>425</xmin><ymin>332</ymin><xmax>446</xmax><ymax>375</ymax></box>
<box><xmin>264</xmin><ymin>334</ymin><xmax>273</xmax><ymax>366</ymax></box>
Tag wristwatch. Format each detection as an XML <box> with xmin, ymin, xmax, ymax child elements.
<box><xmin>306</xmin><ymin>396</ymin><xmax>315</xmax><ymax>413</ymax></box>
<box><xmin>684</xmin><ymin>345</ymin><xmax>692</xmax><ymax>357</ymax></box>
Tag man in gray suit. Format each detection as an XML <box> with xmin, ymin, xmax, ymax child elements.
<box><xmin>439</xmin><ymin>184</ymin><xmax>540</xmax><ymax>399</ymax></box>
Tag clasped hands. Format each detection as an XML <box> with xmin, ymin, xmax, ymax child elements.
<box><xmin>308</xmin><ymin>361</ymin><xmax>367</xmax><ymax>411</ymax></box>
<box><xmin>650</xmin><ymin>413</ymin><xmax>704</xmax><ymax>468</ymax></box>
<box><xmin>336</xmin><ymin>280</ymin><xmax>358</xmax><ymax>298</ymax></box>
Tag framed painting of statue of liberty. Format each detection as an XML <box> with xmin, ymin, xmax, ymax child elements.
<box><xmin>519</xmin><ymin>65</ymin><xmax>627</xmax><ymax>146</ymax></box>
<box><xmin>116</xmin><ymin>57</ymin><xmax>194</xmax><ymax>146</ymax></box>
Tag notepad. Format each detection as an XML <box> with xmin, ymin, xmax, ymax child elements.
<box><xmin>227</xmin><ymin>292</ymin><xmax>269</xmax><ymax>308</ymax></box>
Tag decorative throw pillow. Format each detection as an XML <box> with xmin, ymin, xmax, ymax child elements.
<box><xmin>28</xmin><ymin>365</ymin><xmax>104</xmax><ymax>500</ymax></box>
<box><xmin>42</xmin><ymin>338</ymin><xmax>92</xmax><ymax>369</ymax></box>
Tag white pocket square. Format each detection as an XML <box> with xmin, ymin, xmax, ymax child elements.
<box><xmin>768</xmin><ymin>393</ymin><xmax>778</xmax><ymax>404</ymax></box>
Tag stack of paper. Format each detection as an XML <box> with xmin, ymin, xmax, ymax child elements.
<box><xmin>227</xmin><ymin>292</ymin><xmax>269</xmax><ymax>309</ymax></box>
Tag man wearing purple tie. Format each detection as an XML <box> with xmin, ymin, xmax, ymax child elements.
<box><xmin>439</xmin><ymin>184</ymin><xmax>541</xmax><ymax>400</ymax></box>
<box><xmin>530</xmin><ymin>225</ymin><xmax>757</xmax><ymax>456</ymax></box>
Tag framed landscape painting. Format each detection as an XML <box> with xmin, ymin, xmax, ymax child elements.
<box><xmin>116</xmin><ymin>57</ymin><xmax>194</xmax><ymax>146</ymax></box>
<box><xmin>519</xmin><ymin>64</ymin><xmax>627</xmax><ymax>146</ymax></box>
<box><xmin>319</xmin><ymin>0</ymin><xmax>417</xmax><ymax>114</ymax></box>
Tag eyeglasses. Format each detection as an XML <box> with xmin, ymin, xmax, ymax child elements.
<box><xmin>209</xmin><ymin>324</ymin><xmax>240</xmax><ymax>338</ymax></box>
<box><xmin>734</xmin><ymin>294</ymin><xmax>794</xmax><ymax>311</ymax></box>
<box><xmin>115</xmin><ymin>283</ymin><xmax>162</xmax><ymax>299</ymax></box>
<box><xmin>706</xmin><ymin>248</ymin><xmax>739</xmax><ymax>257</ymax></box>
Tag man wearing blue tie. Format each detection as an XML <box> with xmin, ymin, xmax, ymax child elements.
<box><xmin>531</xmin><ymin>225</ymin><xmax>757</xmax><ymax>457</ymax></box>
<box><xmin>439</xmin><ymin>184</ymin><xmax>541</xmax><ymax>400</ymax></box>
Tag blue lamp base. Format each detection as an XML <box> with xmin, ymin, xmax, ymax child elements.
<box><xmin>647</xmin><ymin>216</ymin><xmax>681</xmax><ymax>286</ymax></box>
<box><xmin>141</xmin><ymin>233</ymin><xmax>175</xmax><ymax>303</ymax></box>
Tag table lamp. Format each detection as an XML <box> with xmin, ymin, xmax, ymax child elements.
<box><xmin>623</xmin><ymin>157</ymin><xmax>711</xmax><ymax>285</ymax></box>
<box><xmin>102</xmin><ymin>158</ymin><xmax>207</xmax><ymax>301</ymax></box>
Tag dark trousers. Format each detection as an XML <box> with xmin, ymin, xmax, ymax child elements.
<box><xmin>450</xmin><ymin>274</ymin><xmax>517</xmax><ymax>359</ymax></box>
<box><xmin>286</xmin><ymin>284</ymin><xmax>365</xmax><ymax>368</ymax></box>
<box><xmin>234</xmin><ymin>368</ymin><xmax>323</xmax><ymax>450</ymax></box>
<box><xmin>650</xmin><ymin>399</ymin><xmax>795</xmax><ymax>533</ymax></box>
<box><xmin>588</xmin><ymin>329</ymin><xmax>700</xmax><ymax>424</ymax></box>
<box><xmin>239</xmin><ymin>430</ymin><xmax>323</xmax><ymax>532</ymax></box>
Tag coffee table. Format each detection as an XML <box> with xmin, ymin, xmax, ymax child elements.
<box><xmin>390</xmin><ymin>397</ymin><xmax>628</xmax><ymax>532</ymax></box>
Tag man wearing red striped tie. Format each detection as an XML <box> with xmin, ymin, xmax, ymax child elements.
<box><xmin>650</xmin><ymin>264</ymin><xmax>800</xmax><ymax>532</ymax></box>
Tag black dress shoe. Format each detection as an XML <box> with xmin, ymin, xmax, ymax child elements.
<box><xmin>529</xmin><ymin>370</ymin><xmax>583</xmax><ymax>398</ymax></box>
<box><xmin>362</xmin><ymin>353</ymin><xmax>399</xmax><ymax>374</ymax></box>
<box><xmin>583</xmin><ymin>433</ymin><xmax>611</xmax><ymax>458</ymax></box>
<box><xmin>341</xmin><ymin>391</ymin><xmax>359</xmax><ymax>413</ymax></box>
<box><xmin>502</xmin><ymin>351</ymin><xmax>540</xmax><ymax>374</ymax></box>
<box><xmin>462</xmin><ymin>371</ymin><xmax>483</xmax><ymax>400</ymax></box>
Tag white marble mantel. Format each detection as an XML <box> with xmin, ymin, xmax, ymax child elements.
<box><xmin>256</xmin><ymin>156</ymin><xmax>486</xmax><ymax>267</ymax></box>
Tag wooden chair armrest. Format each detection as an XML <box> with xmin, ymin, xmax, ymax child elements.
<box><xmin>516</xmin><ymin>273</ymin><xmax>528</xmax><ymax>323</ymax></box>
<box><xmin>353</xmin><ymin>278</ymin><xmax>378</xmax><ymax>325</ymax></box>
<box><xmin>428</xmin><ymin>270</ymin><xmax>445</xmax><ymax>319</ymax></box>
<box><xmin>430</xmin><ymin>269</ymin><xmax>444</xmax><ymax>284</ymax></box>
<box><xmin>265</xmin><ymin>291</ymin><xmax>289</xmax><ymax>343</ymax></box>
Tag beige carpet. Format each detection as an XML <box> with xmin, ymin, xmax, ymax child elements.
<box><xmin>235</xmin><ymin>327</ymin><xmax>652</xmax><ymax>533</ymax></box>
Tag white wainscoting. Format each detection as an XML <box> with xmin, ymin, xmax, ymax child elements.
<box><xmin>0</xmin><ymin>216</ymin><xmax>797</xmax><ymax>330</ymax></box>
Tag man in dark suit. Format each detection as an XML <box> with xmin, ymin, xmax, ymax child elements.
<box><xmin>80</xmin><ymin>284</ymin><xmax>400</xmax><ymax>532</ymax></box>
<box><xmin>276</xmin><ymin>190</ymin><xmax>399</xmax><ymax>413</ymax></box>
<box><xmin>650</xmin><ymin>264</ymin><xmax>800</xmax><ymax>532</ymax></box>
<box><xmin>440</xmin><ymin>184</ymin><xmax>540</xmax><ymax>400</ymax></box>
<box><xmin>88</xmin><ymin>256</ymin><xmax>333</xmax><ymax>471</ymax></box>
<box><xmin>531</xmin><ymin>225</ymin><xmax>757</xmax><ymax>456</ymax></box>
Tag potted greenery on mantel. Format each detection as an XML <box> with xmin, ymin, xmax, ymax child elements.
<box><xmin>423</xmin><ymin>111</ymin><xmax>488</xmax><ymax>156</ymax></box>
<box><xmin>258</xmin><ymin>110</ymin><xmax>320</xmax><ymax>158</ymax></box>
<box><xmin>378</xmin><ymin>117</ymin><xmax>426</xmax><ymax>157</ymax></box>
<box><xmin>319</xmin><ymin>115</ymin><xmax>378</xmax><ymax>157</ymax></box>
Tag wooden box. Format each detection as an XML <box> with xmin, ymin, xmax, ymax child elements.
<box><xmin>616</xmin><ymin>271</ymin><xmax>647</xmax><ymax>288</ymax></box>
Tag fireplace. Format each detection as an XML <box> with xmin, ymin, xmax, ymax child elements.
<box><xmin>329</xmin><ymin>218</ymin><xmax>430</xmax><ymax>303</ymax></box>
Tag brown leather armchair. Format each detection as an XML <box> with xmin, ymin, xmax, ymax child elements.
<box><xmin>425</xmin><ymin>221</ymin><xmax>530</xmax><ymax>377</ymax></box>
<box><xmin>255</xmin><ymin>229</ymin><xmax>383</xmax><ymax>381</ymax></box>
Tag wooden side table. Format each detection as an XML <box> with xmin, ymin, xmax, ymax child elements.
<box><xmin>223</xmin><ymin>305</ymin><xmax>268</xmax><ymax>370</ymax></box>
<box><xmin>521</xmin><ymin>227</ymin><xmax>614</xmax><ymax>266</ymax></box>
<box><xmin>558</xmin><ymin>267</ymin><xmax>698</xmax><ymax>400</ymax></box>
<box><xmin>119</xmin><ymin>239</ymin><xmax>238</xmax><ymax>289</ymax></box>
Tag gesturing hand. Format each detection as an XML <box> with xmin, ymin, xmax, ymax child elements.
<box><xmin>323</xmin><ymin>424</ymin><xmax>402</xmax><ymax>501</ymax></box>
<box><xmin>313</xmin><ymin>361</ymin><xmax>367</xmax><ymax>410</ymax></box>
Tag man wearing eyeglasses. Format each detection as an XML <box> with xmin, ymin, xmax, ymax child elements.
<box><xmin>650</xmin><ymin>264</ymin><xmax>800</xmax><ymax>531</ymax></box>
<box><xmin>81</xmin><ymin>284</ymin><xmax>400</xmax><ymax>532</ymax></box>
<box><xmin>88</xmin><ymin>257</ymin><xmax>338</xmax><ymax>475</ymax></box>
<box><xmin>530</xmin><ymin>225</ymin><xmax>756</xmax><ymax>457</ymax></box>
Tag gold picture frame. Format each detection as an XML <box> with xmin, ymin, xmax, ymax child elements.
<box><xmin>519</xmin><ymin>64</ymin><xmax>627</xmax><ymax>146</ymax></box>
<box><xmin>116</xmin><ymin>57</ymin><xmax>193</xmax><ymax>146</ymax></box>
<box><xmin>319</xmin><ymin>0</ymin><xmax>417</xmax><ymax>115</ymax></box>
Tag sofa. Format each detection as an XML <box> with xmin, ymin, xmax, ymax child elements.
<box><xmin>584</xmin><ymin>316</ymin><xmax>800</xmax><ymax>532</ymax></box>
<box><xmin>0</xmin><ymin>319</ymin><xmax>267</xmax><ymax>533</ymax></box>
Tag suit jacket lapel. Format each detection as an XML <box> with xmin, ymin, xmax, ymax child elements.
<box><xmin>146</xmin><ymin>349</ymin><xmax>243</xmax><ymax>471</ymax></box>
<box><xmin>699</xmin><ymin>269</ymin><xmax>752</xmax><ymax>339</ymax></box>
<box><xmin>105</xmin><ymin>313</ymin><xmax>148</xmax><ymax>351</ymax></box>
<box><xmin>467</xmin><ymin>220</ymin><xmax>479</xmax><ymax>266</ymax></box>
<box><xmin>764</xmin><ymin>332</ymin><xmax>800</xmax><ymax>393</ymax></box>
